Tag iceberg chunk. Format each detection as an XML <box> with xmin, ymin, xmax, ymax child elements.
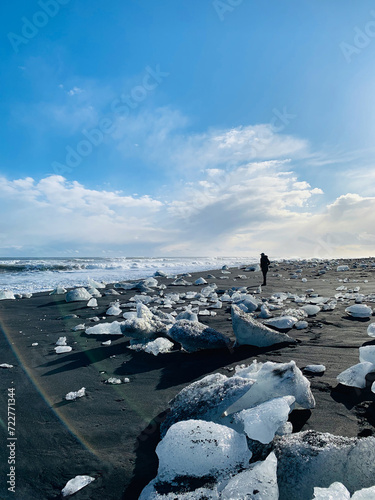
<box><xmin>345</xmin><ymin>304</ymin><xmax>372</xmax><ymax>318</ymax></box>
<box><xmin>231</xmin><ymin>305</ymin><xmax>295</xmax><ymax>347</ymax></box>
<box><xmin>235</xmin><ymin>396</ymin><xmax>295</xmax><ymax>444</ymax></box>
<box><xmin>337</xmin><ymin>362</ymin><xmax>375</xmax><ymax>388</ymax></box>
<box><xmin>161</xmin><ymin>373</ymin><xmax>255</xmax><ymax>437</ymax></box>
<box><xmin>312</xmin><ymin>482</ymin><xmax>350</xmax><ymax>500</ymax></box>
<box><xmin>66</xmin><ymin>287</ymin><xmax>92</xmax><ymax>302</ymax></box>
<box><xmin>168</xmin><ymin>320</ymin><xmax>231</xmax><ymax>352</ymax></box>
<box><xmin>220</xmin><ymin>452</ymin><xmax>278</xmax><ymax>500</ymax></box>
<box><xmin>156</xmin><ymin>420</ymin><xmax>251</xmax><ymax>480</ymax></box>
<box><xmin>223</xmin><ymin>360</ymin><xmax>315</xmax><ymax>416</ymax></box>
<box><xmin>85</xmin><ymin>321</ymin><xmax>124</xmax><ymax>335</ymax></box>
<box><xmin>61</xmin><ymin>475</ymin><xmax>95</xmax><ymax>497</ymax></box>
<box><xmin>65</xmin><ymin>387</ymin><xmax>86</xmax><ymax>401</ymax></box>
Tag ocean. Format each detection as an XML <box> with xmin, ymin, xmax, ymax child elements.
<box><xmin>0</xmin><ymin>256</ymin><xmax>256</xmax><ymax>294</ymax></box>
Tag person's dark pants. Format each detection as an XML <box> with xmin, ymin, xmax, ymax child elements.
<box><xmin>261</xmin><ymin>267</ymin><xmax>268</xmax><ymax>285</ymax></box>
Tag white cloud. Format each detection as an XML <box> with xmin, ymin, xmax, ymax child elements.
<box><xmin>113</xmin><ymin>107</ymin><xmax>309</xmax><ymax>173</ymax></box>
<box><xmin>67</xmin><ymin>86</ymin><xmax>84</xmax><ymax>96</ymax></box>
<box><xmin>0</xmin><ymin>176</ymin><xmax>165</xmax><ymax>252</ymax></box>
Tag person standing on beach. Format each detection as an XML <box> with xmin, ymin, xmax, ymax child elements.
<box><xmin>260</xmin><ymin>253</ymin><xmax>270</xmax><ymax>286</ymax></box>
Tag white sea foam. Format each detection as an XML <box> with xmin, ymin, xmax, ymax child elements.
<box><xmin>0</xmin><ymin>256</ymin><xmax>255</xmax><ymax>294</ymax></box>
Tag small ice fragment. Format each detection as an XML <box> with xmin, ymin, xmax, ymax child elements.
<box><xmin>32</xmin><ymin>343</ymin><xmax>38</xmax><ymax>346</ymax></box>
<box><xmin>304</xmin><ymin>364</ymin><xmax>326</xmax><ymax>374</ymax></box>
<box><xmin>61</xmin><ymin>475</ymin><xmax>95</xmax><ymax>497</ymax></box>
<box><xmin>87</xmin><ymin>298</ymin><xmax>98</xmax><ymax>307</ymax></box>
<box><xmin>65</xmin><ymin>387</ymin><xmax>86</xmax><ymax>401</ymax></box>
<box><xmin>337</xmin><ymin>265</ymin><xmax>350</xmax><ymax>271</ymax></box>
<box><xmin>0</xmin><ymin>363</ymin><xmax>13</xmax><ymax>368</ymax></box>
<box><xmin>56</xmin><ymin>337</ymin><xmax>67</xmax><ymax>346</ymax></box>
<box><xmin>106</xmin><ymin>303</ymin><xmax>122</xmax><ymax>316</ymax></box>
<box><xmin>106</xmin><ymin>377</ymin><xmax>122</xmax><ymax>384</ymax></box>
<box><xmin>0</xmin><ymin>290</ymin><xmax>15</xmax><ymax>300</ymax></box>
<box><xmin>55</xmin><ymin>346</ymin><xmax>72</xmax><ymax>354</ymax></box>
<box><xmin>124</xmin><ymin>378</ymin><xmax>130</xmax><ymax>383</ymax></box>
<box><xmin>194</xmin><ymin>277</ymin><xmax>207</xmax><ymax>285</ymax></box>
<box><xmin>367</xmin><ymin>323</ymin><xmax>375</xmax><ymax>338</ymax></box>
<box><xmin>71</xmin><ymin>324</ymin><xmax>85</xmax><ymax>331</ymax></box>
<box><xmin>49</xmin><ymin>286</ymin><xmax>67</xmax><ymax>295</ymax></box>
<box><xmin>101</xmin><ymin>340</ymin><xmax>111</xmax><ymax>346</ymax></box>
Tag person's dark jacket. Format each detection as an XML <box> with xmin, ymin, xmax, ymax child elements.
<box><xmin>260</xmin><ymin>255</ymin><xmax>270</xmax><ymax>270</ymax></box>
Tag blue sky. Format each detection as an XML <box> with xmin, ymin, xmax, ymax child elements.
<box><xmin>1</xmin><ymin>0</ymin><xmax>375</xmax><ymax>257</ymax></box>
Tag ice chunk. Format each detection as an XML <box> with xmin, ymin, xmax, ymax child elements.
<box><xmin>0</xmin><ymin>290</ymin><xmax>15</xmax><ymax>300</ymax></box>
<box><xmin>337</xmin><ymin>362</ymin><xmax>375</xmax><ymax>388</ymax></box>
<box><xmin>352</xmin><ymin>486</ymin><xmax>375</xmax><ymax>499</ymax></box>
<box><xmin>295</xmin><ymin>320</ymin><xmax>308</xmax><ymax>330</ymax></box>
<box><xmin>223</xmin><ymin>360</ymin><xmax>315</xmax><ymax>416</ymax></box>
<box><xmin>168</xmin><ymin>320</ymin><xmax>231</xmax><ymax>352</ymax></box>
<box><xmin>345</xmin><ymin>304</ymin><xmax>372</xmax><ymax>318</ymax></box>
<box><xmin>61</xmin><ymin>475</ymin><xmax>95</xmax><ymax>496</ymax></box>
<box><xmin>156</xmin><ymin>420</ymin><xmax>251</xmax><ymax>480</ymax></box>
<box><xmin>235</xmin><ymin>396</ymin><xmax>295</xmax><ymax>444</ymax></box>
<box><xmin>0</xmin><ymin>364</ymin><xmax>13</xmax><ymax>369</ymax></box>
<box><xmin>304</xmin><ymin>364</ymin><xmax>326</xmax><ymax>374</ymax></box>
<box><xmin>176</xmin><ymin>310</ymin><xmax>199</xmax><ymax>322</ymax></box>
<box><xmin>87</xmin><ymin>298</ymin><xmax>98</xmax><ymax>307</ymax></box>
<box><xmin>71</xmin><ymin>324</ymin><xmax>85</xmax><ymax>331</ymax></box>
<box><xmin>88</xmin><ymin>278</ymin><xmax>105</xmax><ymax>289</ymax></box>
<box><xmin>106</xmin><ymin>303</ymin><xmax>122</xmax><ymax>316</ymax></box>
<box><xmin>106</xmin><ymin>377</ymin><xmax>122</xmax><ymax>384</ymax></box>
<box><xmin>231</xmin><ymin>305</ymin><xmax>295</xmax><ymax>347</ymax></box>
<box><xmin>101</xmin><ymin>340</ymin><xmax>111</xmax><ymax>346</ymax></box>
<box><xmin>129</xmin><ymin>337</ymin><xmax>174</xmax><ymax>356</ymax></box>
<box><xmin>235</xmin><ymin>296</ymin><xmax>259</xmax><ymax>313</ymax></box>
<box><xmin>56</xmin><ymin>336</ymin><xmax>67</xmax><ymax>346</ymax></box>
<box><xmin>49</xmin><ymin>286</ymin><xmax>67</xmax><ymax>295</ymax></box>
<box><xmin>264</xmin><ymin>315</ymin><xmax>298</xmax><ymax>330</ymax></box>
<box><xmin>312</xmin><ymin>482</ymin><xmax>350</xmax><ymax>500</ymax></box>
<box><xmin>367</xmin><ymin>323</ymin><xmax>375</xmax><ymax>337</ymax></box>
<box><xmin>54</xmin><ymin>346</ymin><xmax>72</xmax><ymax>354</ymax></box>
<box><xmin>194</xmin><ymin>277</ymin><xmax>207</xmax><ymax>285</ymax></box>
<box><xmin>301</xmin><ymin>304</ymin><xmax>321</xmax><ymax>316</ymax></box>
<box><xmin>337</xmin><ymin>265</ymin><xmax>350</xmax><ymax>271</ymax></box>
<box><xmin>220</xmin><ymin>452</ymin><xmax>278</xmax><ymax>500</ymax></box>
<box><xmin>66</xmin><ymin>287</ymin><xmax>92</xmax><ymax>302</ymax></box>
<box><xmin>65</xmin><ymin>387</ymin><xmax>86</xmax><ymax>400</ymax></box>
<box><xmin>359</xmin><ymin>346</ymin><xmax>375</xmax><ymax>365</ymax></box>
<box><xmin>85</xmin><ymin>321</ymin><xmax>124</xmax><ymax>335</ymax></box>
<box><xmin>275</xmin><ymin>430</ymin><xmax>375</xmax><ymax>500</ymax></box>
<box><xmin>122</xmin><ymin>303</ymin><xmax>171</xmax><ymax>339</ymax></box>
<box><xmin>86</xmin><ymin>287</ymin><xmax>102</xmax><ymax>298</ymax></box>
<box><xmin>259</xmin><ymin>304</ymin><xmax>272</xmax><ymax>318</ymax></box>
<box><xmin>161</xmin><ymin>373</ymin><xmax>255</xmax><ymax>437</ymax></box>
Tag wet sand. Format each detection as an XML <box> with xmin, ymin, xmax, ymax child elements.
<box><xmin>0</xmin><ymin>259</ymin><xmax>374</xmax><ymax>499</ymax></box>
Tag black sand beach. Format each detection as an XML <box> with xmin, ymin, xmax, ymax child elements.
<box><xmin>1</xmin><ymin>260</ymin><xmax>375</xmax><ymax>499</ymax></box>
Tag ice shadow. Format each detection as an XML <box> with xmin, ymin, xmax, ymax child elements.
<box><xmin>121</xmin><ymin>410</ymin><xmax>168</xmax><ymax>500</ymax></box>
<box><xmin>330</xmin><ymin>383</ymin><xmax>375</xmax><ymax>410</ymax></box>
<box><xmin>39</xmin><ymin>339</ymin><xmax>129</xmax><ymax>376</ymax></box>
<box><xmin>289</xmin><ymin>409</ymin><xmax>312</xmax><ymax>432</ymax></box>
<box><xmin>341</xmin><ymin>316</ymin><xmax>371</xmax><ymax>323</ymax></box>
<box><xmin>115</xmin><ymin>342</ymin><xmax>292</xmax><ymax>391</ymax></box>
